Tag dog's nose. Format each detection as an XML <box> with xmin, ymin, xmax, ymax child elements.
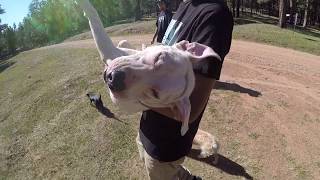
<box><xmin>106</xmin><ymin>70</ymin><xmax>126</xmax><ymax>92</ymax></box>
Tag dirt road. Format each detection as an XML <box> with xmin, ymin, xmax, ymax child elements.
<box><xmin>39</xmin><ymin>35</ymin><xmax>320</xmax><ymax>179</ymax></box>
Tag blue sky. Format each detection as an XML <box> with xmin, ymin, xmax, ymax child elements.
<box><xmin>0</xmin><ymin>0</ymin><xmax>32</xmax><ymax>27</ymax></box>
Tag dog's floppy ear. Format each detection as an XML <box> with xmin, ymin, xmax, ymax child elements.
<box><xmin>174</xmin><ymin>40</ymin><xmax>221</xmax><ymax>63</ymax></box>
<box><xmin>171</xmin><ymin>97</ymin><xmax>191</xmax><ymax>136</ymax></box>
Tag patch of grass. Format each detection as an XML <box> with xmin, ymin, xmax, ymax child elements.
<box><xmin>65</xmin><ymin>15</ymin><xmax>320</xmax><ymax>56</ymax></box>
<box><xmin>249</xmin><ymin>162</ymin><xmax>262</xmax><ymax>177</ymax></box>
<box><xmin>295</xmin><ymin>165</ymin><xmax>309</xmax><ymax>179</ymax></box>
<box><xmin>65</xmin><ymin>20</ymin><xmax>155</xmax><ymax>42</ymax></box>
<box><xmin>266</xmin><ymin>102</ymin><xmax>275</xmax><ymax>110</ymax></box>
<box><xmin>226</xmin><ymin>140</ymin><xmax>242</xmax><ymax>158</ymax></box>
<box><xmin>278</xmin><ymin>98</ymin><xmax>289</xmax><ymax>108</ymax></box>
<box><xmin>285</xmin><ymin>153</ymin><xmax>312</xmax><ymax>180</ymax></box>
<box><xmin>248</xmin><ymin>132</ymin><xmax>260</xmax><ymax>140</ymax></box>
<box><xmin>0</xmin><ymin>47</ymin><xmax>142</xmax><ymax>179</ymax></box>
<box><xmin>233</xmin><ymin>23</ymin><xmax>320</xmax><ymax>55</ymax></box>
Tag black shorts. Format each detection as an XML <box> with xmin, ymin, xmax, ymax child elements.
<box><xmin>139</xmin><ymin>108</ymin><xmax>205</xmax><ymax>162</ymax></box>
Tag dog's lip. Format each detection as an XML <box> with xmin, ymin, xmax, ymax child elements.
<box><xmin>138</xmin><ymin>100</ymin><xmax>152</xmax><ymax>109</ymax></box>
<box><xmin>109</xmin><ymin>89</ymin><xmax>125</xmax><ymax>99</ymax></box>
<box><xmin>106</xmin><ymin>64</ymin><xmax>126</xmax><ymax>74</ymax></box>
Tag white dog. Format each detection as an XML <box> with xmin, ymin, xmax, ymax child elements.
<box><xmin>77</xmin><ymin>0</ymin><xmax>220</xmax><ymax>162</ymax></box>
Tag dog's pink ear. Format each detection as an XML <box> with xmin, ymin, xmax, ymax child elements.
<box><xmin>175</xmin><ymin>40</ymin><xmax>221</xmax><ymax>63</ymax></box>
<box><xmin>172</xmin><ymin>97</ymin><xmax>191</xmax><ymax>136</ymax></box>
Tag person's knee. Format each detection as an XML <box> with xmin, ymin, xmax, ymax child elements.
<box><xmin>144</xmin><ymin>155</ymin><xmax>194</xmax><ymax>180</ymax></box>
<box><xmin>136</xmin><ymin>134</ymin><xmax>144</xmax><ymax>160</ymax></box>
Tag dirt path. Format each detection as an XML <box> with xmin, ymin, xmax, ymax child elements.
<box><xmin>219</xmin><ymin>40</ymin><xmax>320</xmax><ymax>179</ymax></box>
<box><xmin>37</xmin><ymin>35</ymin><xmax>320</xmax><ymax>179</ymax></box>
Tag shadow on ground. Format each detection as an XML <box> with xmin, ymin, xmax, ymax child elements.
<box><xmin>188</xmin><ymin>149</ymin><xmax>253</xmax><ymax>180</ymax></box>
<box><xmin>86</xmin><ymin>92</ymin><xmax>128</xmax><ymax>124</ymax></box>
<box><xmin>234</xmin><ymin>13</ymin><xmax>278</xmax><ymax>25</ymax></box>
<box><xmin>293</xmin><ymin>26</ymin><xmax>320</xmax><ymax>39</ymax></box>
<box><xmin>214</xmin><ymin>81</ymin><xmax>262</xmax><ymax>97</ymax></box>
<box><xmin>0</xmin><ymin>60</ymin><xmax>15</xmax><ymax>74</ymax></box>
<box><xmin>235</xmin><ymin>13</ymin><xmax>320</xmax><ymax>39</ymax></box>
<box><xmin>234</xmin><ymin>18</ymin><xmax>257</xmax><ymax>25</ymax></box>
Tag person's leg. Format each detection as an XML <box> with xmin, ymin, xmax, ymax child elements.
<box><xmin>136</xmin><ymin>133</ymin><xmax>195</xmax><ymax>180</ymax></box>
<box><xmin>136</xmin><ymin>134</ymin><xmax>145</xmax><ymax>161</ymax></box>
<box><xmin>143</xmin><ymin>152</ymin><xmax>194</xmax><ymax>180</ymax></box>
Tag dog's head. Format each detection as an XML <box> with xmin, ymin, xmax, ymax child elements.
<box><xmin>104</xmin><ymin>40</ymin><xmax>220</xmax><ymax>135</ymax></box>
<box><xmin>77</xmin><ymin>0</ymin><xmax>220</xmax><ymax>135</ymax></box>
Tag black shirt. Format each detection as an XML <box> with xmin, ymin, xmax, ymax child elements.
<box><xmin>162</xmin><ymin>0</ymin><xmax>233</xmax><ymax>79</ymax></box>
<box><xmin>156</xmin><ymin>10</ymin><xmax>173</xmax><ymax>43</ymax></box>
<box><xmin>140</xmin><ymin>0</ymin><xmax>233</xmax><ymax>162</ymax></box>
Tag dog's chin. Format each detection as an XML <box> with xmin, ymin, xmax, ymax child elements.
<box><xmin>110</xmin><ymin>93</ymin><xmax>147</xmax><ymax>113</ymax></box>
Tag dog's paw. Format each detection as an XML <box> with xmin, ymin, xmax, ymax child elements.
<box><xmin>198</xmin><ymin>139</ymin><xmax>219</xmax><ymax>164</ymax></box>
<box><xmin>198</xmin><ymin>151</ymin><xmax>219</xmax><ymax>165</ymax></box>
<box><xmin>198</xmin><ymin>150</ymin><xmax>212</xmax><ymax>158</ymax></box>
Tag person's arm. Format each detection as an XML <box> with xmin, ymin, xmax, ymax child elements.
<box><xmin>152</xmin><ymin>74</ymin><xmax>215</xmax><ymax>123</ymax></box>
<box><xmin>151</xmin><ymin>17</ymin><xmax>159</xmax><ymax>44</ymax></box>
<box><xmin>151</xmin><ymin>28</ymin><xmax>158</xmax><ymax>44</ymax></box>
<box><xmin>152</xmin><ymin>6</ymin><xmax>233</xmax><ymax>123</ymax></box>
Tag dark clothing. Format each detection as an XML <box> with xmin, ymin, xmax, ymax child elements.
<box><xmin>140</xmin><ymin>108</ymin><xmax>205</xmax><ymax>162</ymax></box>
<box><xmin>162</xmin><ymin>0</ymin><xmax>233</xmax><ymax>79</ymax></box>
<box><xmin>140</xmin><ymin>0</ymin><xmax>234</xmax><ymax>162</ymax></box>
<box><xmin>156</xmin><ymin>10</ymin><xmax>173</xmax><ymax>43</ymax></box>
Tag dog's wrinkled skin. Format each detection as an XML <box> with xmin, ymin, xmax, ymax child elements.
<box><xmin>77</xmin><ymin>0</ymin><xmax>219</xmax><ymax>163</ymax></box>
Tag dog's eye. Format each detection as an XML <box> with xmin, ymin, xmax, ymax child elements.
<box><xmin>151</xmin><ymin>89</ymin><xmax>160</xmax><ymax>99</ymax></box>
<box><xmin>154</xmin><ymin>53</ymin><xmax>162</xmax><ymax>64</ymax></box>
<box><xmin>154</xmin><ymin>53</ymin><xmax>165</xmax><ymax>68</ymax></box>
<box><xmin>103</xmin><ymin>71</ymin><xmax>108</xmax><ymax>83</ymax></box>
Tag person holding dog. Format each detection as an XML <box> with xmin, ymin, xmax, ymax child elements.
<box><xmin>151</xmin><ymin>0</ymin><xmax>173</xmax><ymax>44</ymax></box>
<box><xmin>137</xmin><ymin>0</ymin><xmax>234</xmax><ymax>179</ymax></box>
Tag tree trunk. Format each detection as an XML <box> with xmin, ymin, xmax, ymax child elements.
<box><xmin>303</xmin><ymin>0</ymin><xmax>309</xmax><ymax>28</ymax></box>
<box><xmin>315</xmin><ymin>0</ymin><xmax>320</xmax><ymax>27</ymax></box>
<box><xmin>241</xmin><ymin>0</ymin><xmax>244</xmax><ymax>13</ymax></box>
<box><xmin>236</xmin><ymin>0</ymin><xmax>240</xmax><ymax>17</ymax></box>
<box><xmin>250</xmin><ymin>0</ymin><xmax>253</xmax><ymax>15</ymax></box>
<box><xmin>232</xmin><ymin>0</ymin><xmax>236</xmax><ymax>16</ymax></box>
<box><xmin>268</xmin><ymin>2</ymin><xmax>272</xmax><ymax>16</ymax></box>
<box><xmin>279</xmin><ymin>0</ymin><xmax>287</xmax><ymax>28</ymax></box>
<box><xmin>289</xmin><ymin>0</ymin><xmax>296</xmax><ymax>25</ymax></box>
<box><xmin>312</xmin><ymin>0</ymin><xmax>319</xmax><ymax>26</ymax></box>
<box><xmin>135</xmin><ymin>0</ymin><xmax>141</xmax><ymax>21</ymax></box>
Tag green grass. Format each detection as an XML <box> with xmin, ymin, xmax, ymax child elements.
<box><xmin>233</xmin><ymin>23</ymin><xmax>320</xmax><ymax>55</ymax></box>
<box><xmin>0</xmin><ymin>48</ymin><xmax>142</xmax><ymax>179</ymax></box>
<box><xmin>65</xmin><ymin>20</ymin><xmax>155</xmax><ymax>42</ymax></box>
<box><xmin>66</xmin><ymin>15</ymin><xmax>320</xmax><ymax>56</ymax></box>
<box><xmin>248</xmin><ymin>132</ymin><xmax>260</xmax><ymax>140</ymax></box>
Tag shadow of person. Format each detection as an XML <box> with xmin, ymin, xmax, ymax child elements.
<box><xmin>86</xmin><ymin>92</ymin><xmax>128</xmax><ymax>125</ymax></box>
<box><xmin>188</xmin><ymin>149</ymin><xmax>253</xmax><ymax>180</ymax></box>
<box><xmin>0</xmin><ymin>60</ymin><xmax>15</xmax><ymax>74</ymax></box>
<box><xmin>214</xmin><ymin>81</ymin><xmax>262</xmax><ymax>97</ymax></box>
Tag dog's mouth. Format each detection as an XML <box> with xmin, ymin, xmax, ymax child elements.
<box><xmin>138</xmin><ymin>100</ymin><xmax>152</xmax><ymax>109</ymax></box>
<box><xmin>110</xmin><ymin>91</ymin><xmax>124</xmax><ymax>98</ymax></box>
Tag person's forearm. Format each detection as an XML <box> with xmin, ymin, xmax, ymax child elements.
<box><xmin>152</xmin><ymin>35</ymin><xmax>157</xmax><ymax>42</ymax></box>
<box><xmin>189</xmin><ymin>75</ymin><xmax>215</xmax><ymax>122</ymax></box>
<box><xmin>151</xmin><ymin>74</ymin><xmax>216</xmax><ymax>123</ymax></box>
<box><xmin>152</xmin><ymin>29</ymin><xmax>158</xmax><ymax>43</ymax></box>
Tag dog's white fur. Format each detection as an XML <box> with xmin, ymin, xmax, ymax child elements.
<box><xmin>76</xmin><ymin>0</ymin><xmax>219</xmax><ymax>163</ymax></box>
